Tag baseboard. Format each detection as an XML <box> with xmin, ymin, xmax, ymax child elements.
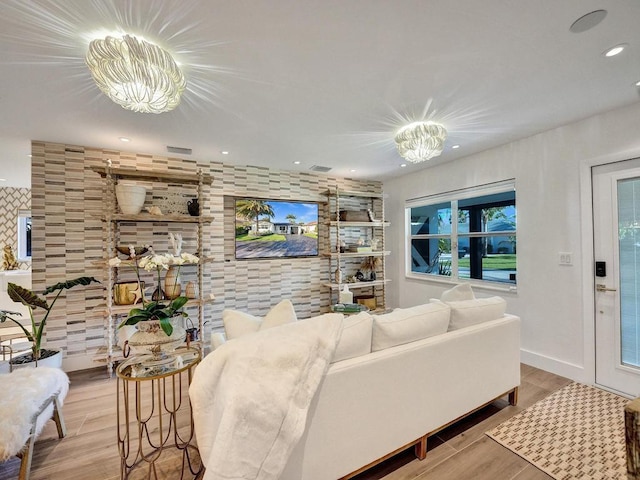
<box><xmin>520</xmin><ymin>349</ymin><xmax>587</xmax><ymax>383</ymax></box>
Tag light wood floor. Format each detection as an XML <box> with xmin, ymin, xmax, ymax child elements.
<box><xmin>0</xmin><ymin>364</ymin><xmax>571</xmax><ymax>480</ymax></box>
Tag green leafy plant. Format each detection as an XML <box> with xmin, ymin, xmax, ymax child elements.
<box><xmin>121</xmin><ymin>296</ymin><xmax>188</xmax><ymax>336</ymax></box>
<box><xmin>0</xmin><ymin>276</ymin><xmax>100</xmax><ymax>361</ymax></box>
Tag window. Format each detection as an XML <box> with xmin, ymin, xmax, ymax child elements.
<box><xmin>17</xmin><ymin>209</ymin><xmax>31</xmax><ymax>262</ymax></box>
<box><xmin>406</xmin><ymin>181</ymin><xmax>516</xmax><ymax>286</ymax></box>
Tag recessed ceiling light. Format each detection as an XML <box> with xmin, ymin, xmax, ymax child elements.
<box><xmin>604</xmin><ymin>44</ymin><xmax>627</xmax><ymax>57</ymax></box>
<box><xmin>293</xmin><ymin>161</ymin><xmax>301</xmax><ymax>165</ymax></box>
<box><xmin>635</xmin><ymin>80</ymin><xmax>640</xmax><ymax>87</ymax></box>
<box><xmin>451</xmin><ymin>145</ymin><xmax>460</xmax><ymax>149</ymax></box>
<box><xmin>0</xmin><ymin>178</ymin><xmax>6</xmax><ymax>182</ymax></box>
<box><xmin>400</xmin><ymin>164</ymin><xmax>407</xmax><ymax>168</ymax></box>
<box><xmin>119</xmin><ymin>137</ymin><xmax>130</xmax><ymax>142</ymax></box>
<box><xmin>221</xmin><ymin>150</ymin><xmax>229</xmax><ymax>155</ymax></box>
<box><xmin>350</xmin><ymin>169</ymin><xmax>356</xmax><ymax>173</ymax></box>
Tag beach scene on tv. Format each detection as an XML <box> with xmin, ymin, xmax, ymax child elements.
<box><xmin>235</xmin><ymin>199</ymin><xmax>319</xmax><ymax>259</ymax></box>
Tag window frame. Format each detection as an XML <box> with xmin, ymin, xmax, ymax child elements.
<box><xmin>405</xmin><ymin>180</ymin><xmax>516</xmax><ymax>292</ymax></box>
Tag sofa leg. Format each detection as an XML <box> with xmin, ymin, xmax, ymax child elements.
<box><xmin>414</xmin><ymin>435</ymin><xmax>428</xmax><ymax>460</ymax></box>
<box><xmin>508</xmin><ymin>387</ymin><xmax>519</xmax><ymax>406</ymax></box>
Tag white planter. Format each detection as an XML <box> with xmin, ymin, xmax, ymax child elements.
<box><xmin>115</xmin><ymin>184</ymin><xmax>147</xmax><ymax>215</ymax></box>
<box><xmin>11</xmin><ymin>349</ymin><xmax>63</xmax><ymax>369</ymax></box>
<box><xmin>127</xmin><ymin>318</ymin><xmax>186</xmax><ymax>357</ymax></box>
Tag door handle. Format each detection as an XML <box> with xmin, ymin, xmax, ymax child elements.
<box><xmin>596</xmin><ymin>284</ymin><xmax>617</xmax><ymax>292</ymax></box>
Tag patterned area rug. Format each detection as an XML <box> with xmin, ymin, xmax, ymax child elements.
<box><xmin>486</xmin><ymin>382</ymin><xmax>628</xmax><ymax>480</ymax></box>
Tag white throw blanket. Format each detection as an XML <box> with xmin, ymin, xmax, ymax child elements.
<box><xmin>189</xmin><ymin>314</ymin><xmax>343</xmax><ymax>480</ymax></box>
<box><xmin>0</xmin><ymin>367</ymin><xmax>69</xmax><ymax>461</ymax></box>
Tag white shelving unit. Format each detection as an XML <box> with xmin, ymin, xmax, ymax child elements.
<box><xmin>91</xmin><ymin>163</ymin><xmax>214</xmax><ymax>375</ymax></box>
<box><xmin>325</xmin><ymin>188</ymin><xmax>390</xmax><ymax>313</ymax></box>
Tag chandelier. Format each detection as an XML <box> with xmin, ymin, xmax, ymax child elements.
<box><xmin>394</xmin><ymin>121</ymin><xmax>447</xmax><ymax>163</ymax></box>
<box><xmin>86</xmin><ymin>34</ymin><xmax>186</xmax><ymax>114</ymax></box>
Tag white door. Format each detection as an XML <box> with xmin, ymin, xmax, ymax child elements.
<box><xmin>593</xmin><ymin>159</ymin><xmax>640</xmax><ymax>397</ymax></box>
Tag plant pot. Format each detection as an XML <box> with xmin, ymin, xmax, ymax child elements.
<box><xmin>115</xmin><ymin>183</ymin><xmax>147</xmax><ymax>215</ymax></box>
<box><xmin>11</xmin><ymin>349</ymin><xmax>63</xmax><ymax>369</ymax></box>
<box><xmin>127</xmin><ymin>318</ymin><xmax>186</xmax><ymax>357</ymax></box>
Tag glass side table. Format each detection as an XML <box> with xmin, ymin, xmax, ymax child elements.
<box><xmin>116</xmin><ymin>346</ymin><xmax>203</xmax><ymax>479</ymax></box>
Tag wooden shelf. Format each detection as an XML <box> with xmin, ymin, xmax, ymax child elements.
<box><xmin>323</xmin><ymin>251</ymin><xmax>390</xmax><ymax>258</ymax></box>
<box><xmin>328</xmin><ymin>221</ymin><xmax>390</xmax><ymax>227</ymax></box>
<box><xmin>327</xmin><ymin>189</ymin><xmax>385</xmax><ymax>199</ymax></box>
<box><xmin>91</xmin><ymin>166</ymin><xmax>213</xmax><ymax>185</ymax></box>
<box><xmin>101</xmin><ymin>213</ymin><xmax>214</xmax><ymax>223</ymax></box>
<box><xmin>107</xmin><ymin>297</ymin><xmax>216</xmax><ymax>316</ymax></box>
<box><xmin>323</xmin><ymin>279</ymin><xmax>391</xmax><ymax>290</ymax></box>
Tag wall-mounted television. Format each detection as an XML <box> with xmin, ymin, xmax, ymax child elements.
<box><xmin>235</xmin><ymin>198</ymin><xmax>319</xmax><ymax>259</ymax></box>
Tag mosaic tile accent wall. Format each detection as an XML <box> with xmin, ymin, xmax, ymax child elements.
<box><xmin>0</xmin><ymin>187</ymin><xmax>31</xmax><ymax>270</ymax></box>
<box><xmin>32</xmin><ymin>141</ymin><xmax>383</xmax><ymax>369</ymax></box>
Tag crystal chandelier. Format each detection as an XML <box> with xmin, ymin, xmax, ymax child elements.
<box><xmin>86</xmin><ymin>35</ymin><xmax>186</xmax><ymax>114</ymax></box>
<box><xmin>394</xmin><ymin>121</ymin><xmax>447</xmax><ymax>163</ymax></box>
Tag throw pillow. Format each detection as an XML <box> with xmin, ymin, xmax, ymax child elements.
<box><xmin>371</xmin><ymin>302</ymin><xmax>450</xmax><ymax>351</ymax></box>
<box><xmin>446</xmin><ymin>296</ymin><xmax>507</xmax><ymax>331</ymax></box>
<box><xmin>223</xmin><ymin>299</ymin><xmax>297</xmax><ymax>340</ymax></box>
<box><xmin>332</xmin><ymin>312</ymin><xmax>373</xmax><ymax>363</ymax></box>
<box><xmin>440</xmin><ymin>283</ymin><xmax>475</xmax><ymax>302</ymax></box>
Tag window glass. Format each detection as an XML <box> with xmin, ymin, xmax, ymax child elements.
<box><xmin>407</xmin><ymin>183</ymin><xmax>516</xmax><ymax>286</ymax></box>
<box><xmin>17</xmin><ymin>209</ymin><xmax>32</xmax><ymax>261</ymax></box>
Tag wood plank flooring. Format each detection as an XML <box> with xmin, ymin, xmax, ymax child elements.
<box><xmin>0</xmin><ymin>364</ymin><xmax>571</xmax><ymax>480</ymax></box>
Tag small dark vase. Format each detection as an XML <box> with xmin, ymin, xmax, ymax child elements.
<box><xmin>355</xmin><ymin>270</ymin><xmax>365</xmax><ymax>281</ymax></box>
<box><xmin>369</xmin><ymin>271</ymin><xmax>377</xmax><ymax>281</ymax></box>
<box><xmin>187</xmin><ymin>199</ymin><xmax>200</xmax><ymax>216</ymax></box>
<box><xmin>151</xmin><ymin>287</ymin><xmax>166</xmax><ymax>301</ymax></box>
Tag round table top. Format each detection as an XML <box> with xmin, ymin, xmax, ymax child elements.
<box><xmin>116</xmin><ymin>346</ymin><xmax>200</xmax><ymax>381</ymax></box>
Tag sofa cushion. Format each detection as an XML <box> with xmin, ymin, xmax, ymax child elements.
<box><xmin>223</xmin><ymin>299</ymin><xmax>297</xmax><ymax>340</ymax></box>
<box><xmin>445</xmin><ymin>296</ymin><xmax>507</xmax><ymax>331</ymax></box>
<box><xmin>371</xmin><ymin>302</ymin><xmax>450</xmax><ymax>351</ymax></box>
<box><xmin>441</xmin><ymin>283</ymin><xmax>475</xmax><ymax>302</ymax></box>
<box><xmin>332</xmin><ymin>312</ymin><xmax>373</xmax><ymax>363</ymax></box>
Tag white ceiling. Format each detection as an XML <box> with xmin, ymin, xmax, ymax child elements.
<box><xmin>1</xmin><ymin>0</ymin><xmax>639</xmax><ymax>188</ymax></box>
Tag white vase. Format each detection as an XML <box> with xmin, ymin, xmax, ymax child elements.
<box><xmin>164</xmin><ymin>265</ymin><xmax>182</xmax><ymax>299</ymax></box>
<box><xmin>127</xmin><ymin>318</ymin><xmax>186</xmax><ymax>357</ymax></box>
<box><xmin>115</xmin><ymin>183</ymin><xmax>147</xmax><ymax>215</ymax></box>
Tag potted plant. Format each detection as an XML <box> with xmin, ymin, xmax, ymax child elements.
<box><xmin>109</xmin><ymin>243</ymin><xmax>199</xmax><ymax>357</ymax></box>
<box><xmin>0</xmin><ymin>276</ymin><xmax>100</xmax><ymax>367</ymax></box>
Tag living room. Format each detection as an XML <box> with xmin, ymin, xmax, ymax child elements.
<box><xmin>1</xmin><ymin>1</ymin><xmax>640</xmax><ymax>479</ymax></box>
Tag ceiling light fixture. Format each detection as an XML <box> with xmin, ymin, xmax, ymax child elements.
<box><xmin>86</xmin><ymin>34</ymin><xmax>186</xmax><ymax>114</ymax></box>
<box><xmin>451</xmin><ymin>144</ymin><xmax>460</xmax><ymax>149</ymax></box>
<box><xmin>119</xmin><ymin>137</ymin><xmax>130</xmax><ymax>142</ymax></box>
<box><xmin>604</xmin><ymin>44</ymin><xmax>627</xmax><ymax>57</ymax></box>
<box><xmin>221</xmin><ymin>151</ymin><xmax>229</xmax><ymax>155</ymax></box>
<box><xmin>293</xmin><ymin>161</ymin><xmax>301</xmax><ymax>165</ymax></box>
<box><xmin>394</xmin><ymin>121</ymin><xmax>447</xmax><ymax>163</ymax></box>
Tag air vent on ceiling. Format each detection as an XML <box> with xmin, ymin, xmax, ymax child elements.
<box><xmin>309</xmin><ymin>165</ymin><xmax>332</xmax><ymax>172</ymax></box>
<box><xmin>166</xmin><ymin>145</ymin><xmax>192</xmax><ymax>155</ymax></box>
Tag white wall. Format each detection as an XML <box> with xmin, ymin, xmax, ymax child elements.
<box><xmin>383</xmin><ymin>101</ymin><xmax>640</xmax><ymax>383</ymax></box>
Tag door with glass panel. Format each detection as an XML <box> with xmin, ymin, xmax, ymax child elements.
<box><xmin>593</xmin><ymin>160</ymin><xmax>640</xmax><ymax>397</ymax></box>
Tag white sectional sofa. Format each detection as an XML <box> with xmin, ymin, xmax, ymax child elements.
<box><xmin>280</xmin><ymin>312</ymin><xmax>520</xmax><ymax>479</ymax></box>
<box><xmin>206</xmin><ymin>284</ymin><xmax>521</xmax><ymax>480</ymax></box>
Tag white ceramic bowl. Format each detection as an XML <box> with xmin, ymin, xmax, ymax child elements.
<box><xmin>115</xmin><ymin>184</ymin><xmax>147</xmax><ymax>215</ymax></box>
